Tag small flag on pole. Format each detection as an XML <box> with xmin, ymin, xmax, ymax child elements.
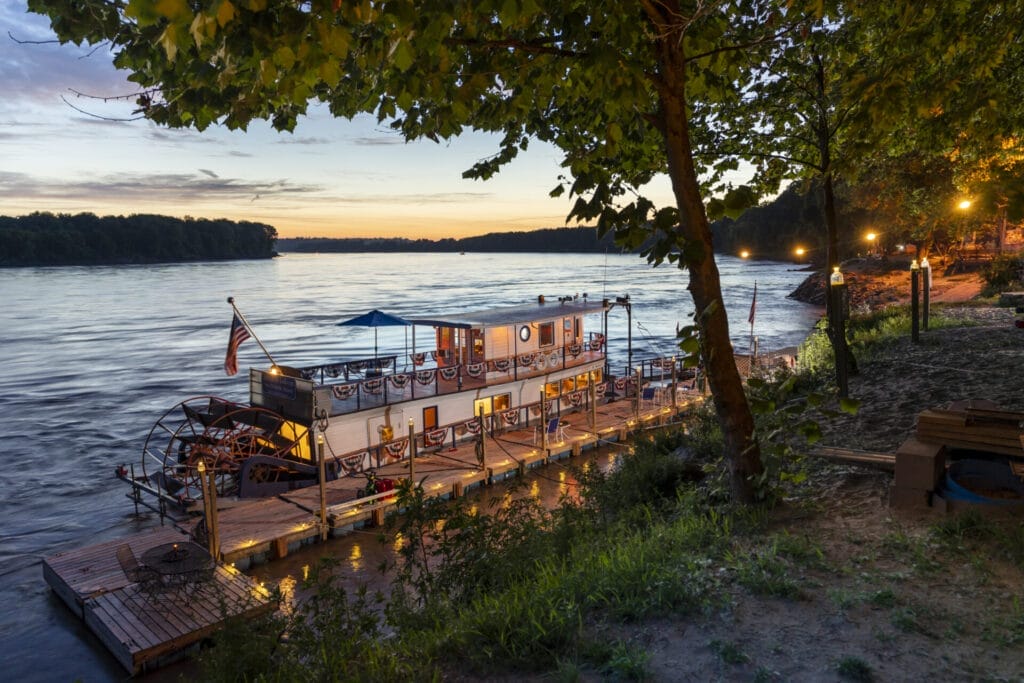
<box><xmin>748</xmin><ymin>282</ymin><xmax>757</xmax><ymax>325</ymax></box>
<box><xmin>224</xmin><ymin>314</ymin><xmax>251</xmax><ymax>376</ymax></box>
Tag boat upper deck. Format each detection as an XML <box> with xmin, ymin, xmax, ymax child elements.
<box><xmin>408</xmin><ymin>296</ymin><xmax>608</xmax><ymax>329</ymax></box>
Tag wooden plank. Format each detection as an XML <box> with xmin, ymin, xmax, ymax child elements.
<box><xmin>809</xmin><ymin>446</ymin><xmax>896</xmax><ymax>470</ymax></box>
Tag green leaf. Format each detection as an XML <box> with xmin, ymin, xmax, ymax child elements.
<box><xmin>839</xmin><ymin>397</ymin><xmax>861</xmax><ymax>415</ymax></box>
<box><xmin>392</xmin><ymin>39</ymin><xmax>415</xmax><ymax>72</ymax></box>
<box><xmin>215</xmin><ymin>0</ymin><xmax>235</xmax><ymax>27</ymax></box>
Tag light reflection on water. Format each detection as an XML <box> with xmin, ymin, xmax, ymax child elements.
<box><xmin>0</xmin><ymin>252</ymin><xmax>817</xmax><ymax>680</ymax></box>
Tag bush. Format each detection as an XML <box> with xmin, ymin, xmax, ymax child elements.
<box><xmin>982</xmin><ymin>253</ymin><xmax>1024</xmax><ymax>295</ymax></box>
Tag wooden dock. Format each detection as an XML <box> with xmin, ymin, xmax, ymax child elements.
<box><xmin>44</xmin><ymin>393</ymin><xmax>693</xmax><ymax>672</ymax></box>
<box><xmin>200</xmin><ymin>395</ymin><xmax>691</xmax><ymax>568</ymax></box>
<box><xmin>43</xmin><ymin>527</ymin><xmax>275</xmax><ymax>674</ymax></box>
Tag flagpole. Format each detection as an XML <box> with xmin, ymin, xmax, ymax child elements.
<box><xmin>748</xmin><ymin>282</ymin><xmax>756</xmax><ymax>367</ymax></box>
<box><xmin>227</xmin><ymin>296</ymin><xmax>278</xmax><ymax>367</ymax></box>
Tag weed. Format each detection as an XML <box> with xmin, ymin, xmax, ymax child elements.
<box><xmin>835</xmin><ymin>655</ymin><xmax>874</xmax><ymax>681</ymax></box>
<box><xmin>602</xmin><ymin>640</ymin><xmax>652</xmax><ymax>680</ymax></box>
<box><xmin>709</xmin><ymin>638</ymin><xmax>749</xmax><ymax>664</ymax></box>
<box><xmin>867</xmin><ymin>588</ymin><xmax>897</xmax><ymax>609</ymax></box>
<box><xmin>729</xmin><ymin>546</ymin><xmax>803</xmax><ymax>599</ymax></box>
<box><xmin>983</xmin><ymin>597</ymin><xmax>1024</xmax><ymax>646</ymax></box>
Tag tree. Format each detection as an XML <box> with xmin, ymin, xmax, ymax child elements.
<box><xmin>30</xmin><ymin>0</ymin><xmax>817</xmax><ymax>501</ymax></box>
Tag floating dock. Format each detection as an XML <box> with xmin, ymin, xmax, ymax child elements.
<box><xmin>43</xmin><ymin>527</ymin><xmax>275</xmax><ymax>674</ymax></box>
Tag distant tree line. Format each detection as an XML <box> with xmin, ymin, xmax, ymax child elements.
<box><xmin>0</xmin><ymin>212</ymin><xmax>278</xmax><ymax>266</ymax></box>
<box><xmin>278</xmin><ymin>226</ymin><xmax>623</xmax><ymax>254</ymax></box>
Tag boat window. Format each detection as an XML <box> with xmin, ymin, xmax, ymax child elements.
<box><xmin>544</xmin><ymin>381</ymin><xmax>560</xmax><ymax>398</ymax></box>
<box><xmin>474</xmin><ymin>393</ymin><xmax>511</xmax><ymax>415</ymax></box>
<box><xmin>519</xmin><ymin>325</ymin><xmax>531</xmax><ymax>342</ymax></box>
<box><xmin>539</xmin><ymin>321</ymin><xmax>555</xmax><ymax>347</ymax></box>
<box><xmin>590</xmin><ymin>369</ymin><xmax>603</xmax><ymax>384</ymax></box>
<box><xmin>575</xmin><ymin>372</ymin><xmax>589</xmax><ymax>388</ymax></box>
<box><xmin>574</xmin><ymin>317</ymin><xmax>581</xmax><ymax>339</ymax></box>
<box><xmin>473</xmin><ymin>396</ymin><xmax>493</xmax><ymax>416</ymax></box>
<box><xmin>561</xmin><ymin>377</ymin><xmax>575</xmax><ymax>394</ymax></box>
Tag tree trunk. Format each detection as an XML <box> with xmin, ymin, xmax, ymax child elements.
<box><xmin>657</xmin><ymin>36</ymin><xmax>763</xmax><ymax>504</ymax></box>
<box><xmin>814</xmin><ymin>53</ymin><xmax>856</xmax><ymax>391</ymax></box>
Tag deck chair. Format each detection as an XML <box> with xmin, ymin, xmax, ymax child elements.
<box><xmin>116</xmin><ymin>544</ymin><xmax>162</xmax><ymax>595</ymax></box>
<box><xmin>640</xmin><ymin>386</ymin><xmax>659</xmax><ymax>408</ymax></box>
<box><xmin>534</xmin><ymin>416</ymin><xmax>567</xmax><ymax>445</ymax></box>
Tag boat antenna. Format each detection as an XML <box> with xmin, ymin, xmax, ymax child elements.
<box><xmin>227</xmin><ymin>296</ymin><xmax>279</xmax><ymax>368</ymax></box>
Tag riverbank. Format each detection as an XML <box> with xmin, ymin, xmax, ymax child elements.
<box><xmin>631</xmin><ymin>267</ymin><xmax>1024</xmax><ymax>681</ymax></box>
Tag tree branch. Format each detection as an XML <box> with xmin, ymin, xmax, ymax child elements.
<box><xmin>444</xmin><ymin>35</ymin><xmax>585</xmax><ymax>59</ymax></box>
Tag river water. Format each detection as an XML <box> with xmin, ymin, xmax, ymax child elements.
<box><xmin>0</xmin><ymin>252</ymin><xmax>817</xmax><ymax>680</ymax></box>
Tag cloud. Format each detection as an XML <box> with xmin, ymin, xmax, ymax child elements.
<box><xmin>351</xmin><ymin>135</ymin><xmax>406</xmax><ymax>146</ymax></box>
<box><xmin>199</xmin><ymin>168</ymin><xmax>219</xmax><ymax>178</ymax></box>
<box><xmin>0</xmin><ymin>3</ymin><xmax>137</xmax><ymax>111</ymax></box>
<box><xmin>276</xmin><ymin>136</ymin><xmax>333</xmax><ymax>146</ymax></box>
<box><xmin>0</xmin><ymin>169</ymin><xmax>323</xmax><ymax>206</ymax></box>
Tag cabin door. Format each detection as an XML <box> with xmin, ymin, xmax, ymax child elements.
<box><xmin>422</xmin><ymin>406</ymin><xmax>438</xmax><ymax>431</ymax></box>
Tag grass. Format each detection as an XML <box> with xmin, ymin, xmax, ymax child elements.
<box><xmin>836</xmin><ymin>655</ymin><xmax>874</xmax><ymax>681</ymax></box>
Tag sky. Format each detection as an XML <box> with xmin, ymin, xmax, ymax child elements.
<box><xmin>0</xmin><ymin>1</ymin><xmax>682</xmax><ymax>239</ymax></box>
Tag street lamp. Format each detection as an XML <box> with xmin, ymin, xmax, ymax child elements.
<box><xmin>865</xmin><ymin>232</ymin><xmax>877</xmax><ymax>256</ymax></box>
<box><xmin>739</xmin><ymin>249</ymin><xmax>750</xmax><ymax>259</ymax></box>
<box><xmin>794</xmin><ymin>246</ymin><xmax>806</xmax><ymax>260</ymax></box>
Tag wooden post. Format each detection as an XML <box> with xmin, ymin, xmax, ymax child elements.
<box><xmin>589</xmin><ymin>373</ymin><xmax>597</xmax><ymax>432</ymax></box>
<box><xmin>671</xmin><ymin>357</ymin><xmax>678</xmax><ymax>412</ymax></box>
<box><xmin>317</xmin><ymin>431</ymin><xmax>328</xmax><ymax>541</ymax></box>
<box><xmin>634</xmin><ymin>365</ymin><xmax>642</xmax><ymax>424</ymax></box>
<box><xmin>408</xmin><ymin>418</ymin><xmax>416</xmax><ymax>484</ymax></box>
<box><xmin>540</xmin><ymin>389</ymin><xmax>548</xmax><ymax>450</ymax></box>
<box><xmin>197</xmin><ymin>461</ymin><xmax>220</xmax><ymax>560</ymax></box>
<box><xmin>910</xmin><ymin>260</ymin><xmax>920</xmax><ymax>343</ymax></box>
<box><xmin>477</xmin><ymin>405</ymin><xmax>487</xmax><ymax>472</ymax></box>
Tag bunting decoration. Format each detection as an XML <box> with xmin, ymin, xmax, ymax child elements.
<box><xmin>383</xmin><ymin>438</ymin><xmax>409</xmax><ymax>461</ymax></box>
<box><xmin>424</xmin><ymin>427</ymin><xmax>448</xmax><ymax>448</ymax></box>
<box><xmin>388</xmin><ymin>374</ymin><xmax>410</xmax><ymax>390</ymax></box>
<box><xmin>331</xmin><ymin>384</ymin><xmax>358</xmax><ymax>401</ymax></box>
<box><xmin>465</xmin><ymin>362</ymin><xmax>485</xmax><ymax>378</ymax></box>
<box><xmin>439</xmin><ymin>366</ymin><xmax>460</xmax><ymax>381</ymax></box>
<box><xmin>415</xmin><ymin>369</ymin><xmax>437</xmax><ymax>385</ymax></box>
<box><xmin>338</xmin><ymin>450</ymin><xmax>372</xmax><ymax>475</ymax></box>
<box><xmin>362</xmin><ymin>378</ymin><xmax>384</xmax><ymax>394</ymax></box>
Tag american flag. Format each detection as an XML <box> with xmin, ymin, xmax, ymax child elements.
<box><xmin>224</xmin><ymin>314</ymin><xmax>251</xmax><ymax>376</ymax></box>
<box><xmin>748</xmin><ymin>282</ymin><xmax>757</xmax><ymax>325</ymax></box>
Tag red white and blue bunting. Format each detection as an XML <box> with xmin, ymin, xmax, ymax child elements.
<box><xmin>415</xmin><ymin>369</ymin><xmax>436</xmax><ymax>385</ymax></box>
<box><xmin>499</xmin><ymin>409</ymin><xmax>520</xmax><ymax>426</ymax></box>
<box><xmin>567</xmin><ymin>390</ymin><xmax>584</xmax><ymax>407</ymax></box>
<box><xmin>439</xmin><ymin>366</ymin><xmax>460</xmax><ymax>381</ymax></box>
<box><xmin>383</xmin><ymin>438</ymin><xmax>409</xmax><ymax>461</ymax></box>
<box><xmin>465</xmin><ymin>362</ymin><xmax>485</xmax><ymax>378</ymax></box>
<box><xmin>490</xmin><ymin>358</ymin><xmax>512</xmax><ymax>372</ymax></box>
<box><xmin>424</xmin><ymin>427</ymin><xmax>448</xmax><ymax>448</ymax></box>
<box><xmin>388</xmin><ymin>374</ymin><xmax>410</xmax><ymax>390</ymax></box>
<box><xmin>332</xmin><ymin>383</ymin><xmax>358</xmax><ymax>400</ymax></box>
<box><xmin>410</xmin><ymin>352</ymin><xmax>426</xmax><ymax>366</ymax></box>
<box><xmin>338</xmin><ymin>450</ymin><xmax>372</xmax><ymax>474</ymax></box>
<box><xmin>362</xmin><ymin>378</ymin><xmax>384</xmax><ymax>395</ymax></box>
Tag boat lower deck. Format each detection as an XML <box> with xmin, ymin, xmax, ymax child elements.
<box><xmin>200</xmin><ymin>394</ymin><xmax>693</xmax><ymax>568</ymax></box>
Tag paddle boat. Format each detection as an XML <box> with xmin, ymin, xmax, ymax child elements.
<box><xmin>121</xmin><ymin>294</ymin><xmax>652</xmax><ymax>512</ymax></box>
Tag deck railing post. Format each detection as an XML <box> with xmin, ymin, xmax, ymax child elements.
<box><xmin>408</xmin><ymin>418</ymin><xmax>416</xmax><ymax>484</ymax></box>
<box><xmin>477</xmin><ymin>405</ymin><xmax>487</xmax><ymax>472</ymax></box>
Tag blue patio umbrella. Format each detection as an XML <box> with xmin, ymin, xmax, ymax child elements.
<box><xmin>337</xmin><ymin>309</ymin><xmax>411</xmax><ymax>357</ymax></box>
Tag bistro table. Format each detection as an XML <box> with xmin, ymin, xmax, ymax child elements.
<box><xmin>141</xmin><ymin>541</ymin><xmax>213</xmax><ymax>589</ymax></box>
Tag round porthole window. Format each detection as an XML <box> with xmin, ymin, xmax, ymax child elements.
<box><xmin>519</xmin><ymin>326</ymin><xmax>531</xmax><ymax>342</ymax></box>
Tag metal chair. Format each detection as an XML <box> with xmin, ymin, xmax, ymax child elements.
<box><xmin>116</xmin><ymin>544</ymin><xmax>162</xmax><ymax>595</ymax></box>
<box><xmin>533</xmin><ymin>416</ymin><xmax>567</xmax><ymax>445</ymax></box>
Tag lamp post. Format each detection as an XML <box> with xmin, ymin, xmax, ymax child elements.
<box><xmin>865</xmin><ymin>232</ymin><xmax>877</xmax><ymax>257</ymax></box>
<box><xmin>794</xmin><ymin>246</ymin><xmax>806</xmax><ymax>263</ymax></box>
<box><xmin>828</xmin><ymin>267</ymin><xmax>849</xmax><ymax>398</ymax></box>
<box><xmin>921</xmin><ymin>256</ymin><xmax>931</xmax><ymax>331</ymax></box>
<box><xmin>910</xmin><ymin>259</ymin><xmax>920</xmax><ymax>343</ymax></box>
